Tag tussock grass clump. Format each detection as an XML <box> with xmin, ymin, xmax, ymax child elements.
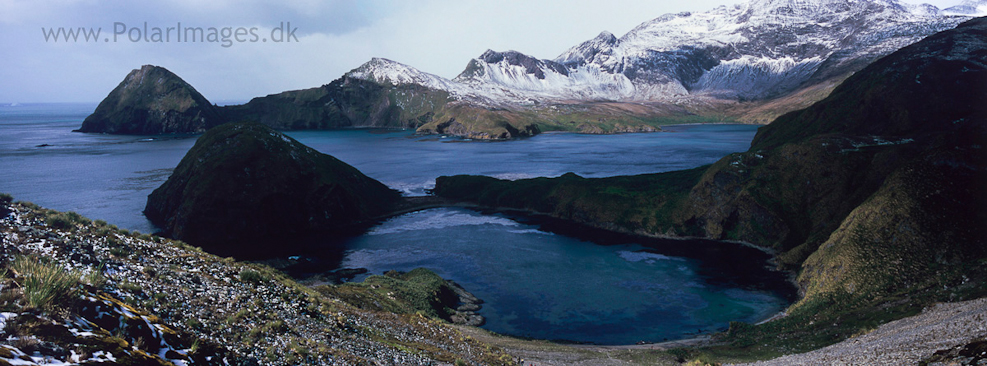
<box><xmin>109</xmin><ymin>246</ymin><xmax>131</xmax><ymax>258</ymax></box>
<box><xmin>10</xmin><ymin>256</ymin><xmax>81</xmax><ymax>312</ymax></box>
<box><xmin>44</xmin><ymin>211</ymin><xmax>91</xmax><ymax>231</ymax></box>
<box><xmin>239</xmin><ymin>268</ymin><xmax>266</xmax><ymax>284</ymax></box>
<box><xmin>82</xmin><ymin>262</ymin><xmax>107</xmax><ymax>289</ymax></box>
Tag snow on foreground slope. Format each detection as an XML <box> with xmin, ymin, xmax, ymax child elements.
<box><xmin>0</xmin><ymin>200</ymin><xmax>515</xmax><ymax>365</ymax></box>
<box><xmin>347</xmin><ymin>0</ymin><xmax>976</xmax><ymax>107</ymax></box>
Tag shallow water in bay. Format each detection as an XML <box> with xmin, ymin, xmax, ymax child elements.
<box><xmin>0</xmin><ymin>103</ymin><xmax>790</xmax><ymax>344</ymax></box>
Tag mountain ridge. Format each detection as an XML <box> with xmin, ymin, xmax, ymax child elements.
<box><xmin>79</xmin><ymin>0</ymin><xmax>981</xmax><ymax>138</ymax></box>
<box><xmin>442</xmin><ymin>0</ymin><xmax>976</xmax><ymax>102</ymax></box>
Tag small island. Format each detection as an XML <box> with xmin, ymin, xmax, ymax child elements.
<box><xmin>144</xmin><ymin>121</ymin><xmax>401</xmax><ymax>258</ymax></box>
<box><xmin>76</xmin><ymin>65</ymin><xmax>224</xmax><ymax>134</ymax></box>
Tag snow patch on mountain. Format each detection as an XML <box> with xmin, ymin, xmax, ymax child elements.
<box><xmin>347</xmin><ymin>0</ymin><xmax>976</xmax><ymax>106</ymax></box>
<box><xmin>615</xmin><ymin>9</ymin><xmax>748</xmax><ymax>54</ymax></box>
<box><xmin>556</xmin><ymin>31</ymin><xmax>619</xmax><ymax>68</ymax></box>
<box><xmin>455</xmin><ymin>50</ymin><xmax>640</xmax><ymax>101</ymax></box>
<box><xmin>346</xmin><ymin>57</ymin><xmax>464</xmax><ymax>93</ymax></box>
<box><xmin>694</xmin><ymin>56</ymin><xmax>824</xmax><ymax>99</ymax></box>
<box><xmin>943</xmin><ymin>0</ymin><xmax>987</xmax><ymax>15</ymax></box>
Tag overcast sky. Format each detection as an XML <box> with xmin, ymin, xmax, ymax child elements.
<box><xmin>0</xmin><ymin>0</ymin><xmax>967</xmax><ymax>103</ymax></box>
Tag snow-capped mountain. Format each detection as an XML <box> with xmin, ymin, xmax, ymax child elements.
<box><xmin>347</xmin><ymin>0</ymin><xmax>974</xmax><ymax>105</ymax></box>
<box><xmin>453</xmin><ymin>49</ymin><xmax>640</xmax><ymax>101</ymax></box>
<box><xmin>346</xmin><ymin>57</ymin><xmax>464</xmax><ymax>94</ymax></box>
<box><xmin>549</xmin><ymin>0</ymin><xmax>972</xmax><ymax>100</ymax></box>
<box><xmin>943</xmin><ymin>0</ymin><xmax>987</xmax><ymax>15</ymax></box>
<box><xmin>344</xmin><ymin>56</ymin><xmax>537</xmax><ymax>106</ymax></box>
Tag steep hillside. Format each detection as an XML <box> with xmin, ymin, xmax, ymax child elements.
<box><xmin>144</xmin><ymin>122</ymin><xmax>400</xmax><ymax>258</ymax></box>
<box><xmin>434</xmin><ymin>17</ymin><xmax>987</xmax><ymax>357</ymax></box>
<box><xmin>77</xmin><ymin>65</ymin><xmax>223</xmax><ymax>134</ymax></box>
<box><xmin>0</xmin><ymin>198</ymin><xmax>516</xmax><ymax>365</ymax></box>
<box><xmin>221</xmin><ymin>62</ymin><xmax>453</xmax><ymax>131</ymax></box>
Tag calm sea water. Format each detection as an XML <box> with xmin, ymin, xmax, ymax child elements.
<box><xmin>337</xmin><ymin>208</ymin><xmax>790</xmax><ymax>344</ymax></box>
<box><xmin>0</xmin><ymin>103</ymin><xmax>790</xmax><ymax>344</ymax></box>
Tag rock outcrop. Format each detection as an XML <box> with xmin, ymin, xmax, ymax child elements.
<box><xmin>144</xmin><ymin>122</ymin><xmax>400</xmax><ymax>258</ymax></box>
<box><xmin>77</xmin><ymin>65</ymin><xmax>223</xmax><ymax>134</ymax></box>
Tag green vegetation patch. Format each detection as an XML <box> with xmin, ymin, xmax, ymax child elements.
<box><xmin>434</xmin><ymin>167</ymin><xmax>707</xmax><ymax>236</ymax></box>
<box><xmin>317</xmin><ymin>268</ymin><xmax>459</xmax><ymax>320</ymax></box>
<box><xmin>9</xmin><ymin>256</ymin><xmax>81</xmax><ymax>313</ymax></box>
<box><xmin>43</xmin><ymin>211</ymin><xmax>91</xmax><ymax>231</ymax></box>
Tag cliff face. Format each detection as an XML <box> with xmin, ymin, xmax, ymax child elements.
<box><xmin>144</xmin><ymin>122</ymin><xmax>400</xmax><ymax>258</ymax></box>
<box><xmin>77</xmin><ymin>65</ymin><xmax>224</xmax><ymax>134</ymax></box>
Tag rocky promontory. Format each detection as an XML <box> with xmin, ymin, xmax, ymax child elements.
<box><xmin>144</xmin><ymin>122</ymin><xmax>400</xmax><ymax>258</ymax></box>
<box><xmin>77</xmin><ymin>65</ymin><xmax>223</xmax><ymax>134</ymax></box>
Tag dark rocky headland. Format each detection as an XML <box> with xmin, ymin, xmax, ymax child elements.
<box><xmin>76</xmin><ymin>65</ymin><xmax>224</xmax><ymax>134</ymax></box>
<box><xmin>144</xmin><ymin>122</ymin><xmax>401</xmax><ymax>258</ymax></box>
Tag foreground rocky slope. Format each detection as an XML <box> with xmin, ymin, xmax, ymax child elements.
<box><xmin>77</xmin><ymin>65</ymin><xmax>223</xmax><ymax>134</ymax></box>
<box><xmin>434</xmin><ymin>17</ymin><xmax>987</xmax><ymax>358</ymax></box>
<box><xmin>0</xmin><ymin>197</ymin><xmax>515</xmax><ymax>365</ymax></box>
<box><xmin>734</xmin><ymin>297</ymin><xmax>987</xmax><ymax>365</ymax></box>
<box><xmin>144</xmin><ymin>122</ymin><xmax>400</xmax><ymax>258</ymax></box>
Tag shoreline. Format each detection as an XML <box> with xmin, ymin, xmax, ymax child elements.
<box><xmin>570</xmin><ymin>335</ymin><xmax>717</xmax><ymax>351</ymax></box>
<box><xmin>376</xmin><ymin>195</ymin><xmax>799</xmax><ymax>288</ymax></box>
<box><xmin>363</xmin><ymin>196</ymin><xmax>798</xmax><ymax>348</ymax></box>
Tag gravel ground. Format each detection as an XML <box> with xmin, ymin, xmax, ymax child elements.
<box><xmin>733</xmin><ymin>297</ymin><xmax>987</xmax><ymax>365</ymax></box>
<box><xmin>450</xmin><ymin>325</ymin><xmax>688</xmax><ymax>366</ymax></box>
